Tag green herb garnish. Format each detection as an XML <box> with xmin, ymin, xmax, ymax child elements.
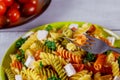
<box><xmin>45</xmin><ymin>40</ymin><xmax>56</xmax><ymax>50</ymax></box>
<box><xmin>47</xmin><ymin>75</ymin><xmax>61</xmax><ymax>80</ymax></box>
<box><xmin>84</xmin><ymin>52</ymin><xmax>95</xmax><ymax>62</ymax></box>
<box><xmin>16</xmin><ymin>49</ymin><xmax>25</xmax><ymax>64</ymax></box>
<box><xmin>45</xmin><ymin>25</ymin><xmax>52</xmax><ymax>31</ymax></box>
<box><xmin>16</xmin><ymin>38</ymin><xmax>26</xmax><ymax>48</ymax></box>
<box><xmin>118</xmin><ymin>56</ymin><xmax>120</xmax><ymax>67</ymax></box>
<box><xmin>40</xmin><ymin>61</ymin><xmax>43</xmax><ymax>68</ymax></box>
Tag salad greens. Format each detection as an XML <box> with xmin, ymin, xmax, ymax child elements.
<box><xmin>45</xmin><ymin>40</ymin><xmax>56</xmax><ymax>50</ymax></box>
<box><xmin>16</xmin><ymin>38</ymin><xmax>26</xmax><ymax>48</ymax></box>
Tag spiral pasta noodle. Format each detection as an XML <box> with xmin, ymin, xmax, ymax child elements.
<box><xmin>5</xmin><ymin>68</ymin><xmax>15</xmax><ymax>80</ymax></box>
<box><xmin>94</xmin><ymin>54</ymin><xmax>106</xmax><ymax>70</ymax></box>
<box><xmin>111</xmin><ymin>61</ymin><xmax>119</xmax><ymax>76</ymax></box>
<box><xmin>57</xmin><ymin>48</ymin><xmax>81</xmax><ymax>63</ymax></box>
<box><xmin>20</xmin><ymin>33</ymin><xmax>37</xmax><ymax>51</ymax></box>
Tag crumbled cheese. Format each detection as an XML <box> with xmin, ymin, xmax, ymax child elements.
<box><xmin>22</xmin><ymin>31</ymin><xmax>34</xmax><ymax>39</ymax></box>
<box><xmin>64</xmin><ymin>63</ymin><xmax>76</xmax><ymax>77</ymax></box>
<box><xmin>37</xmin><ymin>30</ymin><xmax>48</xmax><ymax>40</ymax></box>
<box><xmin>15</xmin><ymin>75</ymin><xmax>22</xmax><ymax>80</ymax></box>
<box><xmin>107</xmin><ymin>37</ymin><xmax>115</xmax><ymax>46</ymax></box>
<box><xmin>69</xmin><ymin>24</ymin><xmax>78</xmax><ymax>30</ymax></box>
<box><xmin>113</xmin><ymin>76</ymin><xmax>120</xmax><ymax>80</ymax></box>
<box><xmin>25</xmin><ymin>56</ymin><xmax>35</xmax><ymax>68</ymax></box>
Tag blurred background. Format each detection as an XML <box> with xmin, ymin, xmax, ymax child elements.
<box><xmin>0</xmin><ymin>0</ymin><xmax>120</xmax><ymax>62</ymax></box>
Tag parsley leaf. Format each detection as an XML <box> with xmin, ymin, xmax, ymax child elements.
<box><xmin>84</xmin><ymin>52</ymin><xmax>95</xmax><ymax>62</ymax></box>
<box><xmin>47</xmin><ymin>75</ymin><xmax>61</xmax><ymax>80</ymax></box>
<box><xmin>45</xmin><ymin>25</ymin><xmax>52</xmax><ymax>31</ymax></box>
<box><xmin>40</xmin><ymin>61</ymin><xmax>43</xmax><ymax>68</ymax></box>
<box><xmin>16</xmin><ymin>38</ymin><xmax>26</xmax><ymax>48</ymax></box>
<box><xmin>45</xmin><ymin>40</ymin><xmax>56</xmax><ymax>50</ymax></box>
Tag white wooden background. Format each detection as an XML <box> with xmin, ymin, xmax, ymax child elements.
<box><xmin>1</xmin><ymin>0</ymin><xmax>120</xmax><ymax>63</ymax></box>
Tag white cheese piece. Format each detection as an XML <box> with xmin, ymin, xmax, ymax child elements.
<box><xmin>64</xmin><ymin>63</ymin><xmax>76</xmax><ymax>77</ymax></box>
<box><xmin>37</xmin><ymin>30</ymin><xmax>48</xmax><ymax>40</ymax></box>
<box><xmin>107</xmin><ymin>37</ymin><xmax>115</xmax><ymax>46</ymax></box>
<box><xmin>22</xmin><ymin>31</ymin><xmax>34</xmax><ymax>39</ymax></box>
<box><xmin>15</xmin><ymin>75</ymin><xmax>22</xmax><ymax>80</ymax></box>
<box><xmin>25</xmin><ymin>56</ymin><xmax>35</xmax><ymax>68</ymax></box>
<box><xmin>113</xmin><ymin>76</ymin><xmax>120</xmax><ymax>80</ymax></box>
<box><xmin>69</xmin><ymin>24</ymin><xmax>78</xmax><ymax>30</ymax></box>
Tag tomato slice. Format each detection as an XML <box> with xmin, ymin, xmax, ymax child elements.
<box><xmin>0</xmin><ymin>1</ymin><xmax>6</xmax><ymax>16</ymax></box>
<box><xmin>7</xmin><ymin>9</ymin><xmax>20</xmax><ymax>23</ymax></box>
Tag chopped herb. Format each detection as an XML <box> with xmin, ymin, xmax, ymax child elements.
<box><xmin>118</xmin><ymin>56</ymin><xmax>120</xmax><ymax>67</ymax></box>
<box><xmin>104</xmin><ymin>50</ymin><xmax>112</xmax><ymax>55</ymax></box>
<box><xmin>45</xmin><ymin>25</ymin><xmax>52</xmax><ymax>31</ymax></box>
<box><xmin>16</xmin><ymin>49</ymin><xmax>25</xmax><ymax>64</ymax></box>
<box><xmin>47</xmin><ymin>75</ymin><xmax>61</xmax><ymax>80</ymax></box>
<box><xmin>16</xmin><ymin>38</ymin><xmax>27</xmax><ymax>48</ymax></box>
<box><xmin>40</xmin><ymin>61</ymin><xmax>43</xmax><ymax>68</ymax></box>
<box><xmin>84</xmin><ymin>52</ymin><xmax>95</xmax><ymax>62</ymax></box>
<box><xmin>45</xmin><ymin>40</ymin><xmax>56</xmax><ymax>50</ymax></box>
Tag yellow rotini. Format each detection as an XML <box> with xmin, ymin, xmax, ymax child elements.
<box><xmin>66</xmin><ymin>43</ymin><xmax>77</xmax><ymax>51</ymax></box>
<box><xmin>20</xmin><ymin>33</ymin><xmax>38</xmax><ymax>51</ymax></box>
<box><xmin>106</xmin><ymin>52</ymin><xmax>115</xmax><ymax>64</ymax></box>
<box><xmin>70</xmin><ymin>70</ymin><xmax>92</xmax><ymax>80</ymax></box>
<box><xmin>62</xmin><ymin>28</ymin><xmax>73</xmax><ymax>37</ymax></box>
<box><xmin>111</xmin><ymin>61</ymin><xmax>119</xmax><ymax>76</ymax></box>
<box><xmin>5</xmin><ymin>68</ymin><xmax>15</xmax><ymax>80</ymax></box>
<box><xmin>21</xmin><ymin>68</ymin><xmax>42</xmax><ymax>80</ymax></box>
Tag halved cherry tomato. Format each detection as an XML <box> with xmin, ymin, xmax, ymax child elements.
<box><xmin>3</xmin><ymin>0</ymin><xmax>14</xmax><ymax>7</ymax></box>
<box><xmin>0</xmin><ymin>1</ymin><xmax>6</xmax><ymax>16</ymax></box>
<box><xmin>7</xmin><ymin>8</ymin><xmax>20</xmax><ymax>22</ymax></box>
<box><xmin>22</xmin><ymin>3</ymin><xmax>37</xmax><ymax>17</ymax></box>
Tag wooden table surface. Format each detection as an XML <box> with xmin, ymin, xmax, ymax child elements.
<box><xmin>1</xmin><ymin>0</ymin><xmax>120</xmax><ymax>63</ymax></box>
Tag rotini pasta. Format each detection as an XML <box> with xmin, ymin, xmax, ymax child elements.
<box><xmin>6</xmin><ymin>23</ymin><xmax>120</xmax><ymax>80</ymax></box>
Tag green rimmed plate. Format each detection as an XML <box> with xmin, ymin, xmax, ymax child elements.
<box><xmin>1</xmin><ymin>21</ymin><xmax>120</xmax><ymax>80</ymax></box>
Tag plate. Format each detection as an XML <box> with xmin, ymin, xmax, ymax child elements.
<box><xmin>1</xmin><ymin>21</ymin><xmax>120</xmax><ymax>80</ymax></box>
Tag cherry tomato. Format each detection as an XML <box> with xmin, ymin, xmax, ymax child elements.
<box><xmin>7</xmin><ymin>9</ymin><xmax>20</xmax><ymax>22</ymax></box>
<box><xmin>11</xmin><ymin>2</ymin><xmax>20</xmax><ymax>9</ymax></box>
<box><xmin>0</xmin><ymin>2</ymin><xmax>6</xmax><ymax>16</ymax></box>
<box><xmin>29</xmin><ymin>0</ymin><xmax>38</xmax><ymax>5</ymax></box>
<box><xmin>22</xmin><ymin>3</ymin><xmax>37</xmax><ymax>17</ymax></box>
<box><xmin>18</xmin><ymin>0</ymin><xmax>29</xmax><ymax>4</ymax></box>
<box><xmin>3</xmin><ymin>0</ymin><xmax>14</xmax><ymax>6</ymax></box>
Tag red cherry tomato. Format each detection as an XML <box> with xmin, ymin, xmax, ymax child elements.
<box><xmin>3</xmin><ymin>0</ymin><xmax>14</xmax><ymax>6</ymax></box>
<box><xmin>11</xmin><ymin>2</ymin><xmax>20</xmax><ymax>9</ymax></box>
<box><xmin>18</xmin><ymin>0</ymin><xmax>29</xmax><ymax>4</ymax></box>
<box><xmin>22</xmin><ymin>3</ymin><xmax>37</xmax><ymax>17</ymax></box>
<box><xmin>0</xmin><ymin>16</ymin><xmax>9</xmax><ymax>28</ymax></box>
<box><xmin>0</xmin><ymin>2</ymin><xmax>6</xmax><ymax>16</ymax></box>
<box><xmin>7</xmin><ymin>9</ymin><xmax>20</xmax><ymax>22</ymax></box>
<box><xmin>29</xmin><ymin>0</ymin><xmax>38</xmax><ymax>5</ymax></box>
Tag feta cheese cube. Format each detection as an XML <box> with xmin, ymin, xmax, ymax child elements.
<box><xmin>69</xmin><ymin>24</ymin><xmax>78</xmax><ymax>30</ymax></box>
<box><xmin>113</xmin><ymin>76</ymin><xmax>120</xmax><ymax>80</ymax></box>
<box><xmin>64</xmin><ymin>63</ymin><xmax>76</xmax><ymax>77</ymax></box>
<box><xmin>15</xmin><ymin>75</ymin><xmax>22</xmax><ymax>80</ymax></box>
<box><xmin>22</xmin><ymin>31</ymin><xmax>34</xmax><ymax>39</ymax></box>
<box><xmin>25</xmin><ymin>56</ymin><xmax>35</xmax><ymax>68</ymax></box>
<box><xmin>107</xmin><ymin>37</ymin><xmax>115</xmax><ymax>46</ymax></box>
<box><xmin>37</xmin><ymin>30</ymin><xmax>48</xmax><ymax>40</ymax></box>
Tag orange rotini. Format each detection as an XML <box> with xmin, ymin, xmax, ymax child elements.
<box><xmin>94</xmin><ymin>54</ymin><xmax>106</xmax><ymax>70</ymax></box>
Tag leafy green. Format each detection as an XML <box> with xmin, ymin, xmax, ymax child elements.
<box><xmin>84</xmin><ymin>52</ymin><xmax>95</xmax><ymax>62</ymax></box>
<box><xmin>16</xmin><ymin>38</ymin><xmax>27</xmax><ymax>48</ymax></box>
<box><xmin>45</xmin><ymin>25</ymin><xmax>52</xmax><ymax>31</ymax></box>
<box><xmin>118</xmin><ymin>56</ymin><xmax>120</xmax><ymax>67</ymax></box>
<box><xmin>47</xmin><ymin>75</ymin><xmax>61</xmax><ymax>80</ymax></box>
<box><xmin>45</xmin><ymin>40</ymin><xmax>56</xmax><ymax>50</ymax></box>
<box><xmin>104</xmin><ymin>50</ymin><xmax>112</xmax><ymax>55</ymax></box>
<box><xmin>40</xmin><ymin>61</ymin><xmax>43</xmax><ymax>68</ymax></box>
<box><xmin>16</xmin><ymin>49</ymin><xmax>25</xmax><ymax>64</ymax></box>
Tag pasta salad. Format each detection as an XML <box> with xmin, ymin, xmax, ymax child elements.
<box><xmin>4</xmin><ymin>22</ymin><xmax>120</xmax><ymax>80</ymax></box>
